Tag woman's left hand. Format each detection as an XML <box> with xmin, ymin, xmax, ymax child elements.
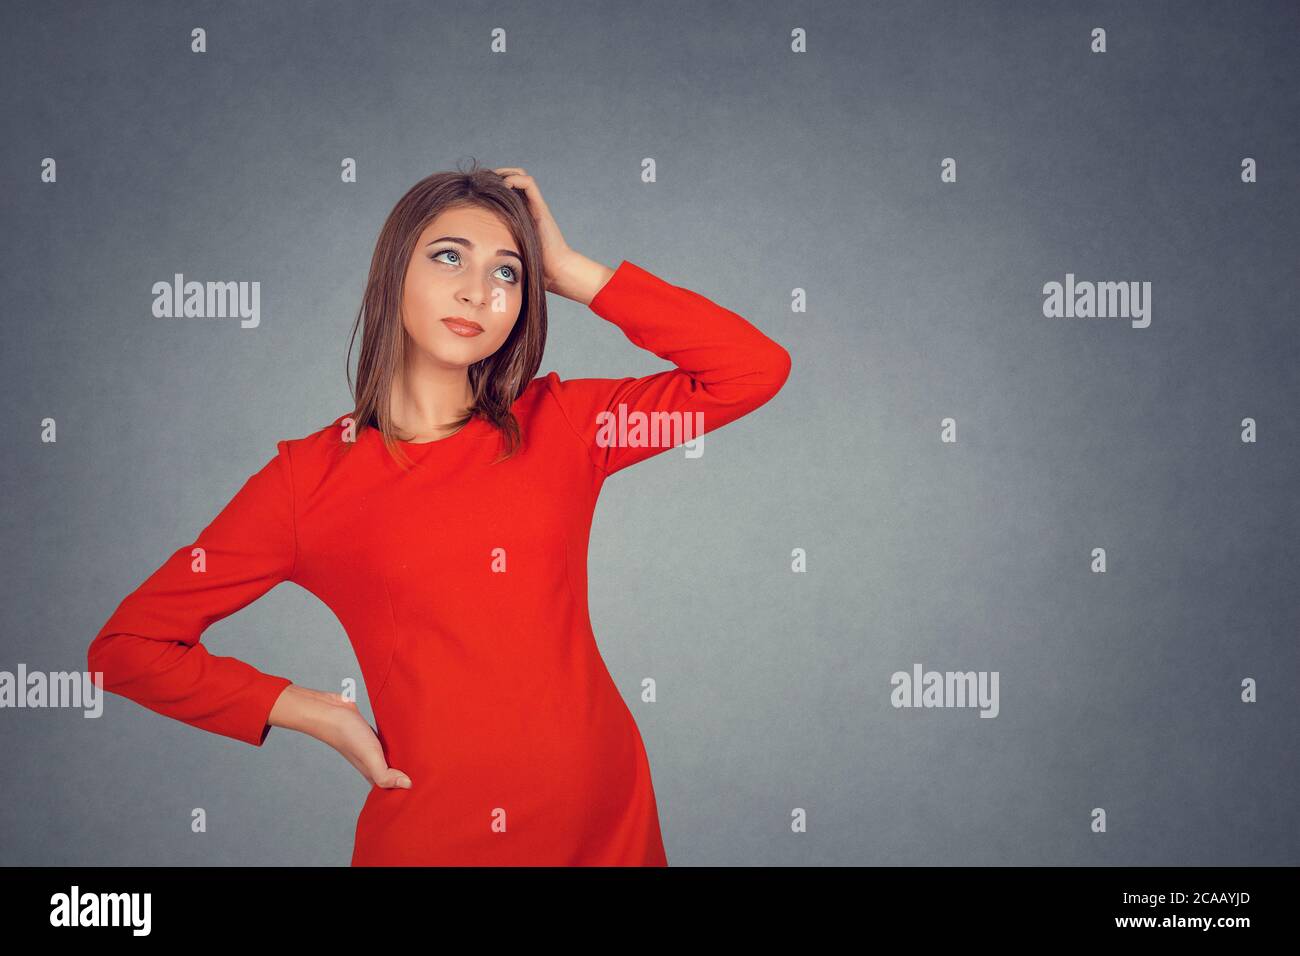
<box><xmin>494</xmin><ymin>167</ymin><xmax>612</xmax><ymax>305</ymax></box>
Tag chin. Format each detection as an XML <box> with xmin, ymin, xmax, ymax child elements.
<box><xmin>425</xmin><ymin>344</ymin><xmax>496</xmax><ymax>368</ymax></box>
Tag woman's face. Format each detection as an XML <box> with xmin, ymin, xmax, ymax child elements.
<box><xmin>401</xmin><ymin>205</ymin><xmax>525</xmax><ymax>369</ymax></box>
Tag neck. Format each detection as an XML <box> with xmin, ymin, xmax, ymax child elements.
<box><xmin>389</xmin><ymin>352</ymin><xmax>475</xmax><ymax>441</ymax></box>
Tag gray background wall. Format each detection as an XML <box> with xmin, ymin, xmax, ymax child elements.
<box><xmin>1</xmin><ymin>0</ymin><xmax>1296</xmax><ymax>865</ymax></box>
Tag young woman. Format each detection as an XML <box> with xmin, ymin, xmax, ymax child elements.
<box><xmin>87</xmin><ymin>162</ymin><xmax>792</xmax><ymax>866</ymax></box>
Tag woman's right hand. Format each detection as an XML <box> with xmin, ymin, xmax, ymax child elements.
<box><xmin>269</xmin><ymin>684</ymin><xmax>412</xmax><ymax>789</ymax></box>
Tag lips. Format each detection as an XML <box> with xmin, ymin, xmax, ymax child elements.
<box><xmin>441</xmin><ymin>316</ymin><xmax>484</xmax><ymax>337</ymax></box>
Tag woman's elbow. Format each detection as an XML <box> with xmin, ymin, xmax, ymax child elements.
<box><xmin>748</xmin><ymin>342</ymin><xmax>792</xmax><ymax>399</ymax></box>
<box><xmin>86</xmin><ymin>630</ymin><xmax>148</xmax><ymax>693</ymax></box>
<box><xmin>86</xmin><ymin>631</ymin><xmax>119</xmax><ymax>690</ymax></box>
<box><xmin>768</xmin><ymin>343</ymin><xmax>792</xmax><ymax>392</ymax></box>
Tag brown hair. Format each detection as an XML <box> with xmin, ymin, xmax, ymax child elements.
<box><xmin>327</xmin><ymin>159</ymin><xmax>547</xmax><ymax>469</ymax></box>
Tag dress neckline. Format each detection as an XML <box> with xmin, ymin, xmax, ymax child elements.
<box><xmin>357</xmin><ymin>379</ymin><xmax>542</xmax><ymax>461</ymax></box>
<box><xmin>376</xmin><ymin>414</ymin><xmax>491</xmax><ymax>461</ymax></box>
<box><xmin>391</xmin><ymin>414</ymin><xmax>482</xmax><ymax>448</ymax></box>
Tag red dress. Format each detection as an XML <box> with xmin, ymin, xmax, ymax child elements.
<box><xmin>88</xmin><ymin>260</ymin><xmax>791</xmax><ymax>865</ymax></box>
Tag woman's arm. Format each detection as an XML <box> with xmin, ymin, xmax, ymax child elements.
<box><xmin>88</xmin><ymin>441</ymin><xmax>414</xmax><ymax>787</ymax></box>
<box><xmin>86</xmin><ymin>442</ymin><xmax>299</xmax><ymax>747</ymax></box>
<box><xmin>544</xmin><ymin>256</ymin><xmax>793</xmax><ymax>477</ymax></box>
<box><xmin>492</xmin><ymin>168</ymin><xmax>791</xmax><ymax>476</ymax></box>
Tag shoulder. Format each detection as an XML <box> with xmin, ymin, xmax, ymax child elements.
<box><xmin>525</xmin><ymin>370</ymin><xmax>618</xmax><ymax>429</ymax></box>
<box><xmin>270</xmin><ymin>412</ymin><xmax>363</xmax><ymax>485</ymax></box>
<box><xmin>519</xmin><ymin>372</ymin><xmax>577</xmax><ymax>417</ymax></box>
<box><xmin>533</xmin><ymin>370</ymin><xmax>627</xmax><ymax>410</ymax></box>
<box><xmin>280</xmin><ymin>412</ymin><xmax>356</xmax><ymax>455</ymax></box>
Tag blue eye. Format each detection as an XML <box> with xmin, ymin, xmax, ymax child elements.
<box><xmin>432</xmin><ymin>247</ymin><xmax>519</xmax><ymax>284</ymax></box>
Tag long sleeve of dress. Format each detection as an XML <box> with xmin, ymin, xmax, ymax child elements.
<box><xmin>86</xmin><ymin>441</ymin><xmax>299</xmax><ymax>747</ymax></box>
<box><xmin>543</xmin><ymin>260</ymin><xmax>792</xmax><ymax>476</ymax></box>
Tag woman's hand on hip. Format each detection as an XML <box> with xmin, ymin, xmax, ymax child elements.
<box><xmin>269</xmin><ymin>685</ymin><xmax>412</xmax><ymax>789</ymax></box>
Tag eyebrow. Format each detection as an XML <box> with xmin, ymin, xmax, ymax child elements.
<box><xmin>426</xmin><ymin>236</ymin><xmax>522</xmax><ymax>262</ymax></box>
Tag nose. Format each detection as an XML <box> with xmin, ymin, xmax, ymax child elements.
<box><xmin>457</xmin><ymin>276</ymin><xmax>489</xmax><ymax>309</ymax></box>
